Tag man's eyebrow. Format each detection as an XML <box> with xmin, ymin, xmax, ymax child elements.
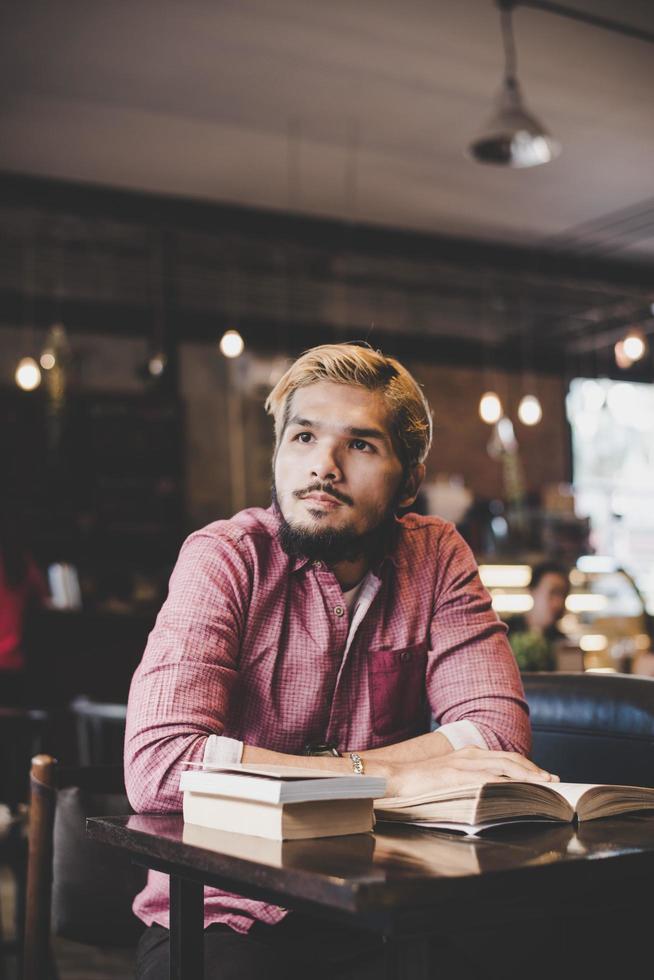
<box><xmin>347</xmin><ymin>427</ymin><xmax>388</xmax><ymax>441</ymax></box>
<box><xmin>287</xmin><ymin>416</ymin><xmax>388</xmax><ymax>442</ymax></box>
<box><xmin>287</xmin><ymin>416</ymin><xmax>315</xmax><ymax>429</ymax></box>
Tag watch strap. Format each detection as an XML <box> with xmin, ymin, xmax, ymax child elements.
<box><xmin>302</xmin><ymin>741</ymin><xmax>341</xmax><ymax>757</ymax></box>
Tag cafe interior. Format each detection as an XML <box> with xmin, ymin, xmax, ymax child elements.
<box><xmin>1</xmin><ymin>2</ymin><xmax>654</xmax><ymax>978</ymax></box>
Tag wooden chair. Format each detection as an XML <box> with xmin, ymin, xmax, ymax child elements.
<box><xmin>23</xmin><ymin>754</ymin><xmax>146</xmax><ymax>980</ymax></box>
<box><xmin>0</xmin><ymin>708</ymin><xmax>53</xmax><ymax>978</ymax></box>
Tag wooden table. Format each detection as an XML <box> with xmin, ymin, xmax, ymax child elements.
<box><xmin>87</xmin><ymin>813</ymin><xmax>654</xmax><ymax>980</ymax></box>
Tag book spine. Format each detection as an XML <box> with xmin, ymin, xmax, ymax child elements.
<box><xmin>183</xmin><ymin>793</ymin><xmax>285</xmax><ymax>839</ymax></box>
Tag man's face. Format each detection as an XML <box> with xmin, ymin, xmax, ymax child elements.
<box><xmin>530</xmin><ymin>573</ymin><xmax>569</xmax><ymax>629</ymax></box>
<box><xmin>273</xmin><ymin>381</ymin><xmax>411</xmax><ymax>545</ymax></box>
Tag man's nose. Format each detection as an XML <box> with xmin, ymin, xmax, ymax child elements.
<box><xmin>311</xmin><ymin>443</ymin><xmax>342</xmax><ymax>482</ymax></box>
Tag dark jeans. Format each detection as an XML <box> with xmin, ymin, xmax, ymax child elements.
<box><xmin>134</xmin><ymin>911</ymin><xmax>485</xmax><ymax>980</ymax></box>
<box><xmin>135</xmin><ymin>913</ymin><xmax>385</xmax><ymax>980</ymax></box>
<box><xmin>135</xmin><ymin>907</ymin><xmax>648</xmax><ymax>980</ymax></box>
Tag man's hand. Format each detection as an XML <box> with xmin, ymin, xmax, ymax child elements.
<box><xmin>385</xmin><ymin>746</ymin><xmax>559</xmax><ymax>798</ymax></box>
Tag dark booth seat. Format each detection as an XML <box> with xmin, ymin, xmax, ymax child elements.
<box><xmin>522</xmin><ymin>671</ymin><xmax>654</xmax><ymax>787</ymax></box>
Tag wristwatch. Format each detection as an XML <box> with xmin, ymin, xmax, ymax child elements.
<box><xmin>302</xmin><ymin>742</ymin><xmax>341</xmax><ymax>757</ymax></box>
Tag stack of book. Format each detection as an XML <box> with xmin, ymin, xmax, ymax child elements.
<box><xmin>179</xmin><ymin>763</ymin><xmax>387</xmax><ymax>840</ymax></box>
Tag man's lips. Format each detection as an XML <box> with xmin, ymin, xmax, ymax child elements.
<box><xmin>302</xmin><ymin>492</ymin><xmax>343</xmax><ymax>507</ymax></box>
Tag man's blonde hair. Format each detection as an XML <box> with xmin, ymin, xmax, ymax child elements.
<box><xmin>265</xmin><ymin>343</ymin><xmax>433</xmax><ymax>468</ymax></box>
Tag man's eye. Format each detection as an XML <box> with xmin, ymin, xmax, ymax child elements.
<box><xmin>351</xmin><ymin>439</ymin><xmax>372</xmax><ymax>452</ymax></box>
<box><xmin>295</xmin><ymin>432</ymin><xmax>313</xmax><ymax>443</ymax></box>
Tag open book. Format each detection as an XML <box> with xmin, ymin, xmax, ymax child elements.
<box><xmin>374</xmin><ymin>781</ymin><xmax>654</xmax><ymax>835</ymax></box>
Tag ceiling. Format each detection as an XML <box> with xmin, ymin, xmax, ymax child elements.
<box><xmin>2</xmin><ymin>0</ymin><xmax>654</xmax><ymax>261</ymax></box>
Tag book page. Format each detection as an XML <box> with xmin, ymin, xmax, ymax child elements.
<box><xmin>378</xmin><ymin>782</ymin><xmax>600</xmax><ymax>812</ymax></box>
<box><xmin>548</xmin><ymin>782</ymin><xmax>654</xmax><ymax>819</ymax></box>
<box><xmin>543</xmin><ymin>783</ymin><xmax>599</xmax><ymax>809</ymax></box>
<box><xmin>376</xmin><ymin>783</ymin><xmax>484</xmax><ymax>809</ymax></box>
<box><xmin>377</xmin><ymin>781</ymin><xmax>582</xmax><ymax>825</ymax></box>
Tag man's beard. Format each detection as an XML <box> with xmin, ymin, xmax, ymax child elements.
<box><xmin>272</xmin><ymin>482</ymin><xmax>398</xmax><ymax>565</ymax></box>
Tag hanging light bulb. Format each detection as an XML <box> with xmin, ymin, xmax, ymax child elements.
<box><xmin>15</xmin><ymin>356</ymin><xmax>42</xmax><ymax>391</ymax></box>
<box><xmin>621</xmin><ymin>330</ymin><xmax>646</xmax><ymax>363</ymax></box>
<box><xmin>497</xmin><ymin>415</ymin><xmax>516</xmax><ymax>448</ymax></box>
<box><xmin>518</xmin><ymin>393</ymin><xmax>542</xmax><ymax>426</ymax></box>
<box><xmin>479</xmin><ymin>391</ymin><xmax>503</xmax><ymax>424</ymax></box>
<box><xmin>40</xmin><ymin>349</ymin><xmax>56</xmax><ymax>370</ymax></box>
<box><xmin>219</xmin><ymin>329</ymin><xmax>244</xmax><ymax>359</ymax></box>
<box><xmin>469</xmin><ymin>3</ymin><xmax>559</xmax><ymax>168</ymax></box>
<box><xmin>614</xmin><ymin>340</ymin><xmax>633</xmax><ymax>370</ymax></box>
<box><xmin>148</xmin><ymin>352</ymin><xmax>167</xmax><ymax>377</ymax></box>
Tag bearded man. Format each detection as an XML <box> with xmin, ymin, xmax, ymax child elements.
<box><xmin>126</xmin><ymin>343</ymin><xmax>555</xmax><ymax>980</ymax></box>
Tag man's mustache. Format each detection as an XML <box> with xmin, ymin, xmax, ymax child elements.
<box><xmin>293</xmin><ymin>483</ymin><xmax>354</xmax><ymax>506</ymax></box>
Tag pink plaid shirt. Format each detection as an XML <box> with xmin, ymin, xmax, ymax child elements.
<box><xmin>125</xmin><ymin>506</ymin><xmax>530</xmax><ymax>932</ymax></box>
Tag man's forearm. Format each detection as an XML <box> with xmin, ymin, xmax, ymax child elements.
<box><xmin>241</xmin><ymin>730</ymin><xmax>452</xmax><ymax>777</ymax></box>
<box><xmin>241</xmin><ymin>743</ymin><xmax>391</xmax><ymax>781</ymax></box>
<box><xmin>355</xmin><ymin>730</ymin><xmax>454</xmax><ymax>763</ymax></box>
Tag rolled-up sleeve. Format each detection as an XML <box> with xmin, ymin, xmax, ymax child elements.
<box><xmin>124</xmin><ymin>529</ymin><xmax>251</xmax><ymax>812</ymax></box>
<box><xmin>426</xmin><ymin>524</ymin><xmax>531</xmax><ymax>757</ymax></box>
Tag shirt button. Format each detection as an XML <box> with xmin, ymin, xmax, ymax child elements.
<box><xmin>401</xmin><ymin>650</ymin><xmax>412</xmax><ymax>663</ymax></box>
<box><xmin>312</xmin><ymin>561</ymin><xmax>323</xmax><ymax>569</ymax></box>
<box><xmin>334</xmin><ymin>605</ymin><xmax>345</xmax><ymax>617</ymax></box>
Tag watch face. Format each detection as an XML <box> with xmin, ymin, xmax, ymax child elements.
<box><xmin>303</xmin><ymin>742</ymin><xmax>340</xmax><ymax>757</ymax></box>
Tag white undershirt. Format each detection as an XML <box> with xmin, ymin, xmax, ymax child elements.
<box><xmin>342</xmin><ymin>580</ymin><xmax>365</xmax><ymax>611</ymax></box>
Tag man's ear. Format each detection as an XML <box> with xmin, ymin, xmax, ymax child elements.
<box><xmin>397</xmin><ymin>463</ymin><xmax>425</xmax><ymax>510</ymax></box>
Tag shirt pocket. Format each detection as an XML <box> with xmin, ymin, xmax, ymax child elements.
<box><xmin>368</xmin><ymin>642</ymin><xmax>428</xmax><ymax>736</ymax></box>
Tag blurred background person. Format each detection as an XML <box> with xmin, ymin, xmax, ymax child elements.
<box><xmin>505</xmin><ymin>561</ymin><xmax>570</xmax><ymax>671</ymax></box>
<box><xmin>632</xmin><ymin>609</ymin><xmax>654</xmax><ymax>677</ymax></box>
<box><xmin>0</xmin><ymin>497</ymin><xmax>49</xmax><ymax>705</ymax></box>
